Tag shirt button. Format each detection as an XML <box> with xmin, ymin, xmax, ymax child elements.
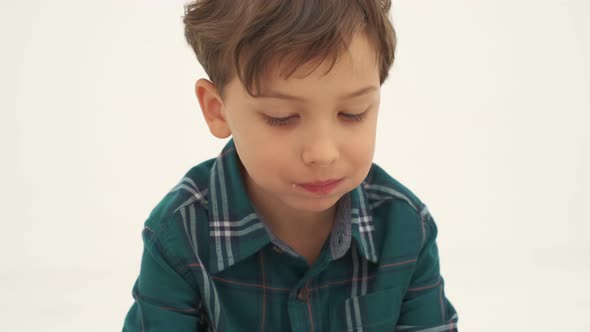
<box><xmin>297</xmin><ymin>287</ymin><xmax>309</xmax><ymax>301</ymax></box>
<box><xmin>336</xmin><ymin>233</ymin><xmax>344</xmax><ymax>245</ymax></box>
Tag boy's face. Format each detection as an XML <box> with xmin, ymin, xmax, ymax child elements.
<box><xmin>196</xmin><ymin>32</ymin><xmax>380</xmax><ymax>219</ymax></box>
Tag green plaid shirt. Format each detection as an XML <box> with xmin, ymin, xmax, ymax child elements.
<box><xmin>122</xmin><ymin>138</ymin><xmax>458</xmax><ymax>332</ymax></box>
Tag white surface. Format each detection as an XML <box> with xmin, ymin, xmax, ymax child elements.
<box><xmin>1</xmin><ymin>0</ymin><xmax>589</xmax><ymax>331</ymax></box>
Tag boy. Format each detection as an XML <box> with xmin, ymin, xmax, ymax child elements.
<box><xmin>123</xmin><ymin>0</ymin><xmax>459</xmax><ymax>331</ymax></box>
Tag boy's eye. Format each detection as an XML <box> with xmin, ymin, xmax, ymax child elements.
<box><xmin>340</xmin><ymin>110</ymin><xmax>369</xmax><ymax>123</ymax></box>
<box><xmin>263</xmin><ymin>110</ymin><xmax>369</xmax><ymax>127</ymax></box>
<box><xmin>263</xmin><ymin>115</ymin><xmax>297</xmax><ymax>127</ymax></box>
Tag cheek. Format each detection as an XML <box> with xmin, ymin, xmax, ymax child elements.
<box><xmin>242</xmin><ymin>142</ymin><xmax>289</xmax><ymax>176</ymax></box>
<box><xmin>343</xmin><ymin>136</ymin><xmax>376</xmax><ymax>180</ymax></box>
<box><xmin>347</xmin><ymin>132</ymin><xmax>375</xmax><ymax>159</ymax></box>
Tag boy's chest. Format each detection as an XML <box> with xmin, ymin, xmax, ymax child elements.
<box><xmin>198</xmin><ymin>244</ymin><xmax>415</xmax><ymax>332</ymax></box>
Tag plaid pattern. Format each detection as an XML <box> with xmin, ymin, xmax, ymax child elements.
<box><xmin>123</xmin><ymin>138</ymin><xmax>459</xmax><ymax>331</ymax></box>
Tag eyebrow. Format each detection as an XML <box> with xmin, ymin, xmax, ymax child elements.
<box><xmin>258</xmin><ymin>85</ymin><xmax>378</xmax><ymax>102</ymax></box>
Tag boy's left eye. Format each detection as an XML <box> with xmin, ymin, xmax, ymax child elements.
<box><xmin>340</xmin><ymin>111</ymin><xmax>369</xmax><ymax>123</ymax></box>
<box><xmin>263</xmin><ymin>110</ymin><xmax>369</xmax><ymax>127</ymax></box>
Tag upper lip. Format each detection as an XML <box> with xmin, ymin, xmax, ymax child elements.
<box><xmin>299</xmin><ymin>178</ymin><xmax>343</xmax><ymax>186</ymax></box>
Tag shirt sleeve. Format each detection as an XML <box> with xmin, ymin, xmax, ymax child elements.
<box><xmin>395</xmin><ymin>209</ymin><xmax>459</xmax><ymax>331</ymax></box>
<box><xmin>122</xmin><ymin>224</ymin><xmax>202</xmax><ymax>331</ymax></box>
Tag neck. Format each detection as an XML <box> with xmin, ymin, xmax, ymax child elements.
<box><xmin>240</xmin><ymin>164</ymin><xmax>337</xmax><ymax>246</ymax></box>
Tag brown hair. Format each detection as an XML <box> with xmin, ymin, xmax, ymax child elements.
<box><xmin>182</xmin><ymin>0</ymin><xmax>396</xmax><ymax>99</ymax></box>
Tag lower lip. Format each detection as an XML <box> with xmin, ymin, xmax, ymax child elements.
<box><xmin>298</xmin><ymin>179</ymin><xmax>344</xmax><ymax>195</ymax></box>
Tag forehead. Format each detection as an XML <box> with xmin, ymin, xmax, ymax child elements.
<box><xmin>257</xmin><ymin>32</ymin><xmax>379</xmax><ymax>100</ymax></box>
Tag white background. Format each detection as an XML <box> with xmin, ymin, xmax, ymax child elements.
<box><xmin>1</xmin><ymin>0</ymin><xmax>589</xmax><ymax>331</ymax></box>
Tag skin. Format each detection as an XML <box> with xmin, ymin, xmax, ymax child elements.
<box><xmin>194</xmin><ymin>31</ymin><xmax>381</xmax><ymax>265</ymax></box>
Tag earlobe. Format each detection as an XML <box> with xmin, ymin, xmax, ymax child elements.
<box><xmin>195</xmin><ymin>79</ymin><xmax>232</xmax><ymax>138</ymax></box>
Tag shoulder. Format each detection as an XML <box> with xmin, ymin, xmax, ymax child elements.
<box><xmin>142</xmin><ymin>157</ymin><xmax>216</xmax><ymax>257</ymax></box>
<box><xmin>363</xmin><ymin>162</ymin><xmax>428</xmax><ymax>216</ymax></box>
<box><xmin>145</xmin><ymin>158</ymin><xmax>214</xmax><ymax>227</ymax></box>
<box><xmin>363</xmin><ymin>162</ymin><xmax>434</xmax><ymax>260</ymax></box>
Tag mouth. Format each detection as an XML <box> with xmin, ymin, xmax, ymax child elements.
<box><xmin>297</xmin><ymin>178</ymin><xmax>344</xmax><ymax>194</ymax></box>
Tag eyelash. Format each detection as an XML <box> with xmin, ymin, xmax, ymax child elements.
<box><xmin>263</xmin><ymin>110</ymin><xmax>369</xmax><ymax>127</ymax></box>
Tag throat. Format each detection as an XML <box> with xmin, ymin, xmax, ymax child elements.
<box><xmin>270</xmin><ymin>216</ymin><xmax>335</xmax><ymax>266</ymax></box>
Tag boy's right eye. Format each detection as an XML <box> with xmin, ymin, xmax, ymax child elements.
<box><xmin>263</xmin><ymin>114</ymin><xmax>297</xmax><ymax>127</ymax></box>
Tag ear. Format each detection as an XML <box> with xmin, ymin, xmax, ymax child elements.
<box><xmin>195</xmin><ymin>78</ymin><xmax>232</xmax><ymax>139</ymax></box>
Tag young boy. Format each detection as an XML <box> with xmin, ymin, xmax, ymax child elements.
<box><xmin>123</xmin><ymin>0</ymin><xmax>458</xmax><ymax>331</ymax></box>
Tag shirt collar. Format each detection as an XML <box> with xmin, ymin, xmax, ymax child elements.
<box><xmin>207</xmin><ymin>138</ymin><xmax>379</xmax><ymax>274</ymax></box>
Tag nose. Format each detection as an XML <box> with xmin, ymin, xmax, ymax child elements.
<box><xmin>301</xmin><ymin>130</ymin><xmax>339</xmax><ymax>167</ymax></box>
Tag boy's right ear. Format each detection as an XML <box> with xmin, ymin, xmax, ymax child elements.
<box><xmin>194</xmin><ymin>79</ymin><xmax>232</xmax><ymax>139</ymax></box>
